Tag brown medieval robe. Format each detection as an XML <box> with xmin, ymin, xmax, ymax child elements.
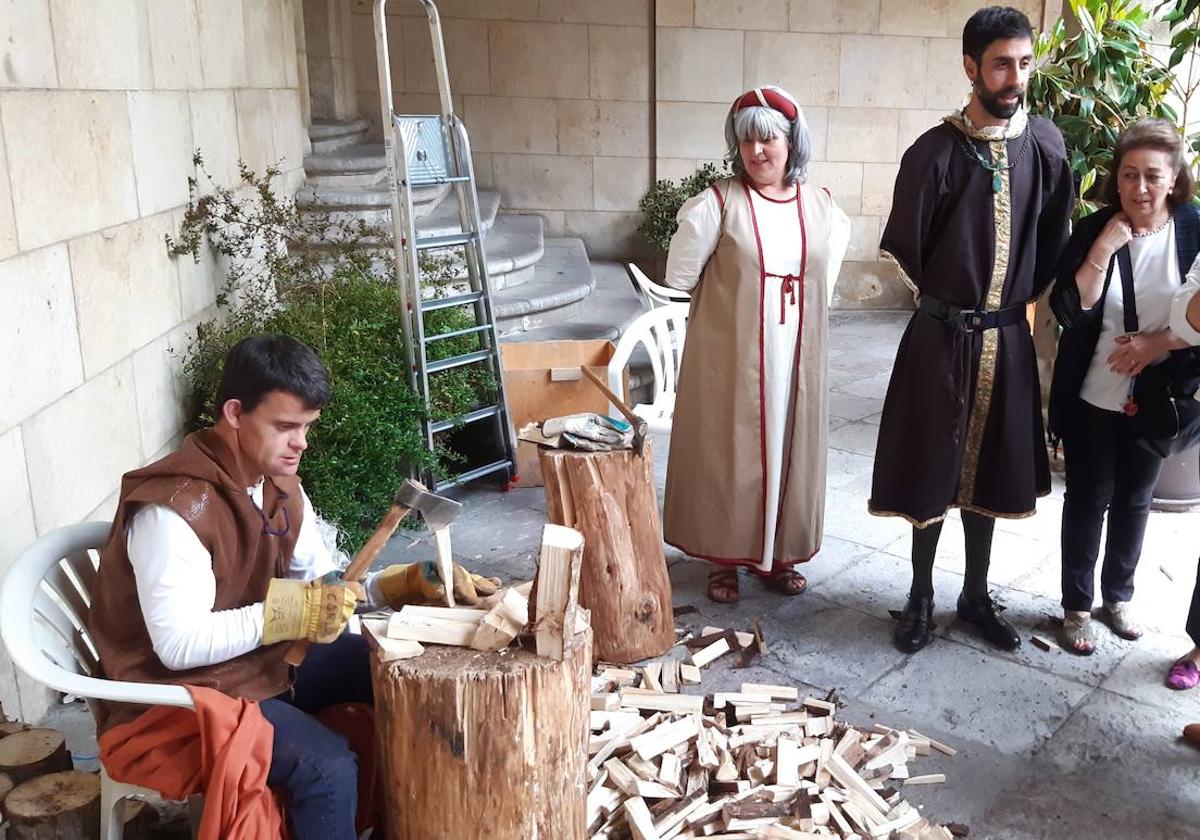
<box><xmin>664</xmin><ymin>176</ymin><xmax>849</xmax><ymax>570</ymax></box>
<box><xmin>869</xmin><ymin>109</ymin><xmax>1074</xmax><ymax>527</ymax></box>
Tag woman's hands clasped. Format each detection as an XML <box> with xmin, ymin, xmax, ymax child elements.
<box><xmin>1107</xmin><ymin>331</ymin><xmax>1170</xmax><ymax>377</ymax></box>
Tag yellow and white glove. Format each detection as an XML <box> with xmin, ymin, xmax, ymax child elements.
<box><xmin>374</xmin><ymin>561</ymin><xmax>500</xmax><ymax>609</ymax></box>
<box><xmin>262</xmin><ymin>577</ymin><xmax>358</xmax><ymax>645</ymax></box>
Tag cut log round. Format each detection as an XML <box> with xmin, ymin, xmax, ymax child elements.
<box><xmin>0</xmin><ymin>729</ymin><xmax>72</xmax><ymax>785</ymax></box>
<box><xmin>540</xmin><ymin>443</ymin><xmax>674</xmax><ymax>662</ymax></box>
<box><xmin>0</xmin><ymin>771</ymin><xmax>13</xmax><ymax>818</ymax></box>
<box><xmin>371</xmin><ymin>631</ymin><xmax>592</xmax><ymax>839</ymax></box>
<box><xmin>0</xmin><ymin>722</ymin><xmax>33</xmax><ymax>738</ymax></box>
<box><xmin>4</xmin><ymin>770</ymin><xmax>100</xmax><ymax>840</ymax></box>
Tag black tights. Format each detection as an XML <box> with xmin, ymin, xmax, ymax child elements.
<box><xmin>909</xmin><ymin>510</ymin><xmax>995</xmax><ymax>600</ymax></box>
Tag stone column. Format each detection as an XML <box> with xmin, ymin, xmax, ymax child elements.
<box><xmin>302</xmin><ymin>0</ymin><xmax>360</xmax><ymax>121</ymax></box>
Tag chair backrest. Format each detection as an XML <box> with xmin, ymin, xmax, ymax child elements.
<box><xmin>608</xmin><ymin>303</ymin><xmax>689</xmax><ymax>431</ymax></box>
<box><xmin>627</xmin><ymin>263</ymin><xmax>691</xmax><ymax>310</ymax></box>
<box><xmin>0</xmin><ymin>521</ymin><xmax>193</xmax><ymax>710</ymax></box>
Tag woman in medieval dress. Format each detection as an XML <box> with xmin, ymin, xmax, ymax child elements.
<box><xmin>662</xmin><ymin>85</ymin><xmax>850</xmax><ymax>603</ymax></box>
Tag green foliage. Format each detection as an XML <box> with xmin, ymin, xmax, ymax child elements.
<box><xmin>1028</xmin><ymin>0</ymin><xmax>1179</xmax><ymax>217</ymax></box>
<box><xmin>172</xmin><ymin>157</ymin><xmax>493</xmax><ymax>549</ymax></box>
<box><xmin>637</xmin><ymin>162</ymin><xmax>730</xmax><ymax>252</ymax></box>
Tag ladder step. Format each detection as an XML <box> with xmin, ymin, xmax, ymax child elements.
<box><xmin>433</xmin><ymin>458</ymin><xmax>513</xmax><ymax>492</ymax></box>
<box><xmin>426</xmin><ymin>348</ymin><xmax>494</xmax><ymax>374</ymax></box>
<box><xmin>421</xmin><ymin>292</ymin><xmax>483</xmax><ymax>312</ymax></box>
<box><xmin>416</xmin><ymin>232</ymin><xmax>475</xmax><ymax>250</ymax></box>
<box><xmin>430</xmin><ymin>405</ymin><xmax>500</xmax><ymax>434</ymax></box>
<box><xmin>411</xmin><ymin>175</ymin><xmax>471</xmax><ymax>187</ymax></box>
<box><xmin>425</xmin><ymin>324</ymin><xmax>492</xmax><ymax>343</ymax></box>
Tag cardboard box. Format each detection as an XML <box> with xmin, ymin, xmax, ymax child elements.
<box><xmin>500</xmin><ymin>340</ymin><xmax>625</xmax><ymax>487</ymax></box>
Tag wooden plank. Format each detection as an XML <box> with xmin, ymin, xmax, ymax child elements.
<box><xmin>620</xmin><ymin>692</ymin><xmax>704</xmax><ymax>715</ymax></box>
<box><xmin>827</xmin><ymin>753</ymin><xmax>891</xmax><ymax>818</ymax></box>
<box><xmin>470</xmin><ymin>587</ymin><xmax>529</xmax><ymax>652</ymax></box>
<box><xmin>680</xmin><ymin>663</ymin><xmax>702</xmax><ymax>686</ymax></box>
<box><xmin>534</xmin><ymin>523</ymin><xmax>585</xmax><ymax>660</ymax></box>
<box><xmin>386</xmin><ymin>609</ymin><xmax>482</xmax><ymax>646</ymax></box>
<box><xmin>399</xmin><ymin>605</ymin><xmax>489</xmax><ymax>622</ymax></box>
<box><xmin>625</xmin><ymin>796</ymin><xmax>662</xmax><ymax>840</ymax></box>
<box><xmin>904</xmin><ymin>774</ymin><xmax>946</xmax><ymax>786</ymax></box>
<box><xmin>907</xmin><ymin>729</ymin><xmax>957</xmax><ymax>757</ymax></box>
<box><xmin>691</xmin><ymin>637</ymin><xmax>731</xmax><ymax>668</ymax></box>
<box><xmin>741</xmin><ymin>682</ymin><xmax>799</xmax><ymax>701</ymax></box>
<box><xmin>630</xmin><ymin>716</ymin><xmax>699</xmax><ymax>760</ymax></box>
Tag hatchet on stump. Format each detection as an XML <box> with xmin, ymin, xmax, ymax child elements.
<box><xmin>580</xmin><ymin>365</ymin><xmax>648</xmax><ymax>457</ymax></box>
<box><xmin>283</xmin><ymin>478</ymin><xmax>463</xmax><ymax>666</ymax></box>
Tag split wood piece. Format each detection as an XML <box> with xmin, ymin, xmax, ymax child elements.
<box><xmin>802</xmin><ymin>697</ymin><xmax>836</xmax><ymax>716</ymax></box>
<box><xmin>589</xmin><ymin>713</ymin><xmax>662</xmax><ymax>774</ymax></box>
<box><xmin>385</xmin><ymin>608</ymin><xmax>483</xmax><ymax>647</ymax></box>
<box><xmin>658</xmin><ymin>753</ymin><xmax>682</xmax><ymax>788</ymax></box>
<box><xmin>679</xmin><ymin>664</ymin><xmax>702</xmax><ymax>686</ymax></box>
<box><xmin>741</xmin><ymin>683</ymin><xmax>798</xmax><ymax>701</ymax></box>
<box><xmin>641</xmin><ymin>662</ymin><xmax>664</xmax><ymax>693</ymax></box>
<box><xmin>592</xmin><ymin>693</ymin><xmax>619</xmax><ymax>711</ymax></box>
<box><xmin>374</xmin><ymin>637</ymin><xmax>425</xmax><ymax>663</ymax></box>
<box><xmin>597</xmin><ymin>667</ymin><xmax>638</xmax><ymax>688</ymax></box>
<box><xmin>432</xmin><ymin>526</ymin><xmax>456</xmax><ymax>607</ymax></box>
<box><xmin>1031</xmin><ymin>635</ymin><xmax>1056</xmax><ymax>652</ymax></box>
<box><xmin>400</xmin><ymin>606</ymin><xmax>489</xmax><ymax>621</ymax></box>
<box><xmin>587</xmin><ymin>785</ymin><xmax>623</xmax><ymax>834</ymax></box>
<box><xmin>540</xmin><ymin>445</ymin><xmax>674</xmax><ymax>663</ymax></box>
<box><xmin>371</xmin><ymin>627</ymin><xmax>591</xmax><ymax>839</ymax></box>
<box><xmin>619</xmin><ymin>691</ymin><xmax>704</xmax><ymax>715</ymax></box>
<box><xmin>630</xmin><ymin>716</ymin><xmax>699</xmax><ymax>761</ymax></box>
<box><xmin>691</xmin><ymin>637</ymin><xmax>730</xmax><ymax>668</ymax></box>
<box><xmin>533</xmin><ymin>523</ymin><xmax>585</xmax><ymax>661</ymax></box>
<box><xmin>624</xmin><ymin>796</ymin><xmax>661</xmax><ymax>840</ymax></box>
<box><xmin>702</xmin><ymin>627</ymin><xmax>755</xmax><ymax>648</ymax></box>
<box><xmin>603</xmin><ymin>758</ymin><xmax>678</xmax><ymax>799</ymax></box>
<box><xmin>0</xmin><ymin>729</ymin><xmax>72</xmax><ymax>785</ymax></box>
<box><xmin>905</xmin><ymin>774</ymin><xmax>946</xmax><ymax>786</ymax></box>
<box><xmin>907</xmin><ymin>729</ymin><xmax>957</xmax><ymax>757</ymax></box>
<box><xmin>826</xmin><ymin>753</ymin><xmax>891</xmax><ymax>820</ymax></box>
<box><xmin>661</xmin><ymin>659</ymin><xmax>680</xmax><ymax>694</ymax></box>
<box><xmin>470</xmin><ymin>587</ymin><xmax>530</xmax><ymax>652</ymax></box>
<box><xmin>4</xmin><ymin>770</ymin><xmax>99</xmax><ymax>840</ymax></box>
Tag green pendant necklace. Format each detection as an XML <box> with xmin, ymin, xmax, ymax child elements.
<box><xmin>956</xmin><ymin>122</ymin><xmax>1031</xmax><ymax>193</ymax></box>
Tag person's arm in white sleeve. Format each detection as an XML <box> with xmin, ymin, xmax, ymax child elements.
<box><xmin>824</xmin><ymin>197</ymin><xmax>851</xmax><ymax>308</ymax></box>
<box><xmin>126</xmin><ymin>505</ymin><xmax>265</xmax><ymax>670</ymax></box>
<box><xmin>1170</xmin><ymin>255</ymin><xmax>1200</xmax><ymax>346</ymax></box>
<box><xmin>287</xmin><ymin>485</ymin><xmax>343</xmax><ymax>582</ymax></box>
<box><xmin>663</xmin><ymin>188</ymin><xmax>722</xmax><ymax>291</ymax></box>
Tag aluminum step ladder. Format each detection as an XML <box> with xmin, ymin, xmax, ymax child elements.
<box><xmin>373</xmin><ymin>0</ymin><xmax>518</xmax><ymax>492</ymax></box>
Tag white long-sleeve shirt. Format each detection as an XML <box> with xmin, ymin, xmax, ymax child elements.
<box><xmin>1170</xmin><ymin>253</ymin><xmax>1200</xmax><ymax>346</ymax></box>
<box><xmin>127</xmin><ymin>482</ymin><xmax>382</xmax><ymax>671</ymax></box>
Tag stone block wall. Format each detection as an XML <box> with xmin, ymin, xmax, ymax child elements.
<box><xmin>0</xmin><ymin>0</ymin><xmax>309</xmax><ymax>721</ymax></box>
<box><xmin>349</xmin><ymin>0</ymin><xmax>655</xmax><ymax>260</ymax></box>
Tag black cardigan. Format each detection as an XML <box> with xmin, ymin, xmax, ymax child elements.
<box><xmin>1048</xmin><ymin>202</ymin><xmax>1200</xmax><ymax>439</ymax></box>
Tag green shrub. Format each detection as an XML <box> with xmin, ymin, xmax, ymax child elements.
<box><xmin>637</xmin><ymin>162</ymin><xmax>729</xmax><ymax>252</ymax></box>
<box><xmin>171</xmin><ymin>157</ymin><xmax>494</xmax><ymax>549</ymax></box>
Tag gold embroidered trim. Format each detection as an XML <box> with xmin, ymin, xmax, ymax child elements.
<box><xmin>880</xmin><ymin>249</ymin><xmax>919</xmax><ymax>304</ymax></box>
<box><xmin>868</xmin><ymin>493</ymin><xmax>1047</xmax><ymax>530</ymax></box>
<box><xmin>956</xmin><ymin>139</ymin><xmax>1011</xmax><ymax>508</ymax></box>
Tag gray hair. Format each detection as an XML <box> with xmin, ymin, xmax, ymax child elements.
<box><xmin>724</xmin><ymin>89</ymin><xmax>810</xmax><ymax>186</ymax></box>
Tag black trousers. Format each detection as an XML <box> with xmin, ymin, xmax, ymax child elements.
<box><xmin>1188</xmin><ymin>559</ymin><xmax>1200</xmax><ymax>647</ymax></box>
<box><xmin>1060</xmin><ymin>399</ymin><xmax>1165</xmax><ymax>612</ymax></box>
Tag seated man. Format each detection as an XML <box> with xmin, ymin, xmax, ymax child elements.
<box><xmin>88</xmin><ymin>334</ymin><xmax>496</xmax><ymax>839</ymax></box>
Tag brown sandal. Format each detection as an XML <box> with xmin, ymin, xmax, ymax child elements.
<box><xmin>765</xmin><ymin>568</ymin><xmax>807</xmax><ymax>596</ymax></box>
<box><xmin>706</xmin><ymin>568</ymin><xmax>740</xmax><ymax>603</ymax></box>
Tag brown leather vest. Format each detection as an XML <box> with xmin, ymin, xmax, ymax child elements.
<box><xmin>89</xmin><ymin>428</ymin><xmax>303</xmax><ymax>732</ymax></box>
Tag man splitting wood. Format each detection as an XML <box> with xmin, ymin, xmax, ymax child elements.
<box><xmin>88</xmin><ymin>334</ymin><xmax>498</xmax><ymax>840</ymax></box>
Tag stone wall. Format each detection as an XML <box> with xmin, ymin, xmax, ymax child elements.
<box><xmin>0</xmin><ymin>0</ymin><xmax>309</xmax><ymax>722</ymax></box>
<box><xmin>349</xmin><ymin>0</ymin><xmax>655</xmax><ymax>260</ymax></box>
<box><xmin>349</xmin><ymin>0</ymin><xmax>1052</xmax><ymax>300</ymax></box>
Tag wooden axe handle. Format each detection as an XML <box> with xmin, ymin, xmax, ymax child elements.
<box><xmin>284</xmin><ymin>502</ymin><xmax>412</xmax><ymax>666</ymax></box>
<box><xmin>581</xmin><ymin>366</ymin><xmax>640</xmax><ymax>428</ymax></box>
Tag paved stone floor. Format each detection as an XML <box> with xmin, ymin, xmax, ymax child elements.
<box><xmin>42</xmin><ymin>312</ymin><xmax>1200</xmax><ymax>837</ymax></box>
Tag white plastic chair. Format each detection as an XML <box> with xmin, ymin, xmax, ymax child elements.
<box><xmin>607</xmin><ymin>303</ymin><xmax>689</xmax><ymax>434</ymax></box>
<box><xmin>0</xmin><ymin>521</ymin><xmax>196</xmax><ymax>840</ymax></box>
<box><xmin>627</xmin><ymin>263</ymin><xmax>691</xmax><ymax>311</ymax></box>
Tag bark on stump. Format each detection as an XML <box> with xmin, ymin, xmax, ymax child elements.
<box><xmin>0</xmin><ymin>771</ymin><xmax>13</xmax><ymax>819</ymax></box>
<box><xmin>371</xmin><ymin>631</ymin><xmax>592</xmax><ymax>839</ymax></box>
<box><xmin>0</xmin><ymin>730</ymin><xmax>71</xmax><ymax>786</ymax></box>
<box><xmin>540</xmin><ymin>443</ymin><xmax>674</xmax><ymax>662</ymax></box>
<box><xmin>4</xmin><ymin>770</ymin><xmax>100</xmax><ymax>840</ymax></box>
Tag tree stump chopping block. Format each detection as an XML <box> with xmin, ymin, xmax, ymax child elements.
<box><xmin>540</xmin><ymin>443</ymin><xmax>674</xmax><ymax>663</ymax></box>
<box><xmin>0</xmin><ymin>730</ymin><xmax>71</xmax><ymax>786</ymax></box>
<box><xmin>371</xmin><ymin>631</ymin><xmax>592</xmax><ymax>839</ymax></box>
<box><xmin>4</xmin><ymin>770</ymin><xmax>100</xmax><ymax>840</ymax></box>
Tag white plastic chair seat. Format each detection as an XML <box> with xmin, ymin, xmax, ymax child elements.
<box><xmin>608</xmin><ymin>303</ymin><xmax>689</xmax><ymax>433</ymax></box>
<box><xmin>627</xmin><ymin>263</ymin><xmax>691</xmax><ymax>311</ymax></box>
<box><xmin>0</xmin><ymin>521</ymin><xmax>196</xmax><ymax>840</ymax></box>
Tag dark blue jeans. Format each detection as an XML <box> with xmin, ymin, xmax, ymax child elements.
<box><xmin>260</xmin><ymin>632</ymin><xmax>373</xmax><ymax>840</ymax></box>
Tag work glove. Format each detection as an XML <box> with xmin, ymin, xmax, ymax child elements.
<box><xmin>374</xmin><ymin>561</ymin><xmax>501</xmax><ymax>608</ymax></box>
<box><xmin>262</xmin><ymin>576</ymin><xmax>359</xmax><ymax>645</ymax></box>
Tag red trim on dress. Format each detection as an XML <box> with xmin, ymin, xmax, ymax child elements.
<box><xmin>666</xmin><ymin>536</ymin><xmax>820</xmax><ymax>568</ymax></box>
<box><xmin>710</xmin><ymin>182</ymin><xmax>726</xmax><ymax>212</ymax></box>
<box><xmin>747</xmin><ymin>181</ymin><xmax>799</xmax><ymax>204</ymax></box>
<box><xmin>740</xmin><ymin>178</ymin><xmax>770</xmax><ymax>570</ymax></box>
<box><xmin>774</xmin><ymin>183</ymin><xmax>808</xmax><ymax>546</ymax></box>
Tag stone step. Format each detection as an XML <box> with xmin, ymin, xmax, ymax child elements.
<box><xmin>415</xmin><ymin>190</ymin><xmax>501</xmax><ymax>239</ymax></box>
<box><xmin>303</xmin><ymin>142</ymin><xmax>388</xmax><ymax>187</ymax></box>
<box><xmin>294</xmin><ymin>181</ymin><xmax>450</xmax><ymax>221</ymax></box>
<box><xmin>308</xmin><ymin>118</ymin><xmax>372</xmax><ymax>154</ymax></box>
<box><xmin>480</xmin><ymin>213</ymin><xmax>542</xmax><ymax>290</ymax></box>
<box><xmin>494</xmin><ymin>238</ymin><xmax>595</xmax><ymax>333</ymax></box>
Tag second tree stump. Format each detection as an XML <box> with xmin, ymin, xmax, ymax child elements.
<box><xmin>540</xmin><ymin>443</ymin><xmax>674</xmax><ymax>662</ymax></box>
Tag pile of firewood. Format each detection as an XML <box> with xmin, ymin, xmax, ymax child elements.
<box><xmin>587</xmin><ymin>667</ymin><xmax>962</xmax><ymax>840</ymax></box>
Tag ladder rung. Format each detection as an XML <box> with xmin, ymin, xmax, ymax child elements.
<box><xmin>410</xmin><ymin>175</ymin><xmax>471</xmax><ymax>186</ymax></box>
<box><xmin>426</xmin><ymin>348</ymin><xmax>493</xmax><ymax>374</ymax></box>
<box><xmin>430</xmin><ymin>405</ymin><xmax>500</xmax><ymax>435</ymax></box>
<box><xmin>425</xmin><ymin>324</ymin><xmax>492</xmax><ymax>343</ymax></box>
<box><xmin>416</xmin><ymin>232</ymin><xmax>474</xmax><ymax>250</ymax></box>
<box><xmin>421</xmin><ymin>292</ymin><xmax>483</xmax><ymax>312</ymax></box>
<box><xmin>433</xmin><ymin>458</ymin><xmax>513</xmax><ymax>492</ymax></box>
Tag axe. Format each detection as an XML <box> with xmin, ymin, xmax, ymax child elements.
<box><xmin>284</xmin><ymin>478</ymin><xmax>463</xmax><ymax>666</ymax></box>
<box><xmin>580</xmin><ymin>365</ymin><xmax>648</xmax><ymax>457</ymax></box>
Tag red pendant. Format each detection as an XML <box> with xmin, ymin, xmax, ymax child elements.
<box><xmin>1122</xmin><ymin>398</ymin><xmax>1139</xmax><ymax>417</ymax></box>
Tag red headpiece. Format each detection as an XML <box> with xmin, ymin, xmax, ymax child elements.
<box><xmin>731</xmin><ymin>87</ymin><xmax>798</xmax><ymax>122</ymax></box>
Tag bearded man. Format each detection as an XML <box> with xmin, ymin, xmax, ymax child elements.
<box><xmin>869</xmin><ymin>6</ymin><xmax>1075</xmax><ymax>653</ymax></box>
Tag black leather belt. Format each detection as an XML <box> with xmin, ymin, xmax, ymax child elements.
<box><xmin>918</xmin><ymin>293</ymin><xmax>1028</xmax><ymax>332</ymax></box>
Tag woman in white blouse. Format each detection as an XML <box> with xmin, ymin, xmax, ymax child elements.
<box><xmin>1048</xmin><ymin>119</ymin><xmax>1199</xmax><ymax>654</ymax></box>
<box><xmin>660</xmin><ymin>85</ymin><xmax>850</xmax><ymax>604</ymax></box>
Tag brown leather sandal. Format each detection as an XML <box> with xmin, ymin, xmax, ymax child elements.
<box><xmin>706</xmin><ymin>568</ymin><xmax>740</xmax><ymax>603</ymax></box>
<box><xmin>765</xmin><ymin>568</ymin><xmax>807</xmax><ymax>596</ymax></box>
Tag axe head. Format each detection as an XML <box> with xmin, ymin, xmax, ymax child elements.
<box><xmin>393</xmin><ymin>479</ymin><xmax>463</xmax><ymax>530</ymax></box>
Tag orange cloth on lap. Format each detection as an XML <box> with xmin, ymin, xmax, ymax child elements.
<box><xmin>97</xmin><ymin>685</ymin><xmax>286</xmax><ymax>840</ymax></box>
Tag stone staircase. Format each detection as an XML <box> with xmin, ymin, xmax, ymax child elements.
<box><xmin>297</xmin><ymin>118</ymin><xmax>613</xmax><ymax>336</ymax></box>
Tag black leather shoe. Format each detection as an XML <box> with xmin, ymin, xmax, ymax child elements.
<box><xmin>957</xmin><ymin>592</ymin><xmax>1021</xmax><ymax>651</ymax></box>
<box><xmin>892</xmin><ymin>593</ymin><xmax>935</xmax><ymax>653</ymax></box>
